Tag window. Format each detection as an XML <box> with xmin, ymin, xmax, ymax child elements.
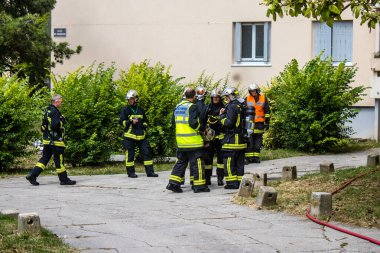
<box><xmin>313</xmin><ymin>21</ymin><xmax>353</xmax><ymax>62</ymax></box>
<box><xmin>234</xmin><ymin>22</ymin><xmax>271</xmax><ymax>63</ymax></box>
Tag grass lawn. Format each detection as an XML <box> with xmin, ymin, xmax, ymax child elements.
<box><xmin>234</xmin><ymin>167</ymin><xmax>380</xmax><ymax>228</ymax></box>
<box><xmin>0</xmin><ymin>215</ymin><xmax>77</xmax><ymax>253</ymax></box>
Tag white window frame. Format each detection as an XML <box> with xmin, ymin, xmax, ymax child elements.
<box><xmin>234</xmin><ymin>22</ymin><xmax>271</xmax><ymax>64</ymax></box>
<box><xmin>313</xmin><ymin>21</ymin><xmax>353</xmax><ymax>63</ymax></box>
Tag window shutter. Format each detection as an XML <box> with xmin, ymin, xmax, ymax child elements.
<box><xmin>332</xmin><ymin>21</ymin><xmax>352</xmax><ymax>62</ymax></box>
<box><xmin>313</xmin><ymin>22</ymin><xmax>331</xmax><ymax>59</ymax></box>
<box><xmin>234</xmin><ymin>22</ymin><xmax>242</xmax><ymax>62</ymax></box>
<box><xmin>263</xmin><ymin>22</ymin><xmax>269</xmax><ymax>62</ymax></box>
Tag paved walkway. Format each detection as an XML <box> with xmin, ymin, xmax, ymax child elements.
<box><xmin>1</xmin><ymin>149</ymin><xmax>380</xmax><ymax>253</ymax></box>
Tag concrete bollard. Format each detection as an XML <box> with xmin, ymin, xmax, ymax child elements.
<box><xmin>253</xmin><ymin>173</ymin><xmax>267</xmax><ymax>188</ymax></box>
<box><xmin>256</xmin><ymin>186</ymin><xmax>277</xmax><ymax>207</ymax></box>
<box><xmin>238</xmin><ymin>175</ymin><xmax>255</xmax><ymax>198</ymax></box>
<box><xmin>310</xmin><ymin>192</ymin><xmax>332</xmax><ymax>218</ymax></box>
<box><xmin>320</xmin><ymin>163</ymin><xmax>335</xmax><ymax>173</ymax></box>
<box><xmin>0</xmin><ymin>209</ymin><xmax>19</xmax><ymax>218</ymax></box>
<box><xmin>367</xmin><ymin>154</ymin><xmax>379</xmax><ymax>167</ymax></box>
<box><xmin>18</xmin><ymin>212</ymin><xmax>41</xmax><ymax>234</ymax></box>
<box><xmin>282</xmin><ymin>166</ymin><xmax>297</xmax><ymax>180</ymax></box>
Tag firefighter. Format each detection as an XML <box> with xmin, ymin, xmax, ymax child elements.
<box><xmin>220</xmin><ymin>87</ymin><xmax>247</xmax><ymax>189</ymax></box>
<box><xmin>166</xmin><ymin>87</ymin><xmax>210</xmax><ymax>193</ymax></box>
<box><xmin>245</xmin><ymin>83</ymin><xmax>270</xmax><ymax>163</ymax></box>
<box><xmin>119</xmin><ymin>90</ymin><xmax>158</xmax><ymax>178</ymax></box>
<box><xmin>204</xmin><ymin>88</ymin><xmax>225</xmax><ymax>186</ymax></box>
<box><xmin>26</xmin><ymin>94</ymin><xmax>76</xmax><ymax>186</ymax></box>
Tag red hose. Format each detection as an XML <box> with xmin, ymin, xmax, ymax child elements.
<box><xmin>306</xmin><ymin>169</ymin><xmax>380</xmax><ymax>246</ymax></box>
<box><xmin>306</xmin><ymin>209</ymin><xmax>380</xmax><ymax>245</ymax></box>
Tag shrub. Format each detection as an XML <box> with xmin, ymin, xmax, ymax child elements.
<box><xmin>264</xmin><ymin>56</ymin><xmax>365</xmax><ymax>152</ymax></box>
<box><xmin>0</xmin><ymin>76</ymin><xmax>47</xmax><ymax>170</ymax></box>
<box><xmin>53</xmin><ymin>63</ymin><xmax>122</xmax><ymax>166</ymax></box>
<box><xmin>117</xmin><ymin>61</ymin><xmax>184</xmax><ymax>158</ymax></box>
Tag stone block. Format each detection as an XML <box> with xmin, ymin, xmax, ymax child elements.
<box><xmin>0</xmin><ymin>209</ymin><xmax>19</xmax><ymax>218</ymax></box>
<box><xmin>238</xmin><ymin>175</ymin><xmax>254</xmax><ymax>198</ymax></box>
<box><xmin>18</xmin><ymin>212</ymin><xmax>41</xmax><ymax>234</ymax></box>
<box><xmin>320</xmin><ymin>163</ymin><xmax>335</xmax><ymax>173</ymax></box>
<box><xmin>282</xmin><ymin>166</ymin><xmax>297</xmax><ymax>180</ymax></box>
<box><xmin>256</xmin><ymin>186</ymin><xmax>277</xmax><ymax>207</ymax></box>
<box><xmin>253</xmin><ymin>173</ymin><xmax>267</xmax><ymax>188</ymax></box>
<box><xmin>310</xmin><ymin>192</ymin><xmax>332</xmax><ymax>218</ymax></box>
<box><xmin>367</xmin><ymin>154</ymin><xmax>379</xmax><ymax>167</ymax></box>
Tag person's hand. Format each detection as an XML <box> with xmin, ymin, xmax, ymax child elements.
<box><xmin>132</xmin><ymin>118</ymin><xmax>139</xmax><ymax>124</ymax></box>
<box><xmin>219</xmin><ymin>108</ymin><xmax>226</xmax><ymax>115</ymax></box>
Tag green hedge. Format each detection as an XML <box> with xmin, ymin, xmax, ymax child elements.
<box><xmin>0</xmin><ymin>76</ymin><xmax>47</xmax><ymax>170</ymax></box>
<box><xmin>264</xmin><ymin>56</ymin><xmax>365</xmax><ymax>152</ymax></box>
<box><xmin>53</xmin><ymin>64</ymin><xmax>122</xmax><ymax>166</ymax></box>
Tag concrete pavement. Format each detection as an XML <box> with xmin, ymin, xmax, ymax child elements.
<box><xmin>0</xmin><ymin>149</ymin><xmax>379</xmax><ymax>252</ymax></box>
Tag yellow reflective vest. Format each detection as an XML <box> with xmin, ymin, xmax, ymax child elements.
<box><xmin>174</xmin><ymin>100</ymin><xmax>204</xmax><ymax>150</ymax></box>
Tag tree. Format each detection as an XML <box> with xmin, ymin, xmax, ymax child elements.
<box><xmin>263</xmin><ymin>0</ymin><xmax>380</xmax><ymax>28</ymax></box>
<box><xmin>0</xmin><ymin>0</ymin><xmax>81</xmax><ymax>88</ymax></box>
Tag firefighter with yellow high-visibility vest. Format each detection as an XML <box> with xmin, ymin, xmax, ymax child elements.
<box><xmin>26</xmin><ymin>94</ymin><xmax>76</xmax><ymax>186</ymax></box>
<box><xmin>119</xmin><ymin>90</ymin><xmax>158</xmax><ymax>178</ymax></box>
<box><xmin>219</xmin><ymin>87</ymin><xmax>247</xmax><ymax>189</ymax></box>
<box><xmin>166</xmin><ymin>87</ymin><xmax>210</xmax><ymax>193</ymax></box>
<box><xmin>245</xmin><ymin>83</ymin><xmax>270</xmax><ymax>164</ymax></box>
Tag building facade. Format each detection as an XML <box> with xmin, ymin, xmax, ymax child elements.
<box><xmin>51</xmin><ymin>0</ymin><xmax>378</xmax><ymax>139</ymax></box>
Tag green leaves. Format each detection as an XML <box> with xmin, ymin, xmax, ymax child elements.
<box><xmin>0</xmin><ymin>76</ymin><xmax>48</xmax><ymax>169</ymax></box>
<box><xmin>263</xmin><ymin>0</ymin><xmax>380</xmax><ymax>29</ymax></box>
<box><xmin>264</xmin><ymin>55</ymin><xmax>365</xmax><ymax>152</ymax></box>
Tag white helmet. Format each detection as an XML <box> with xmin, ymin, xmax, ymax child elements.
<box><xmin>248</xmin><ymin>83</ymin><xmax>260</xmax><ymax>92</ymax></box>
<box><xmin>125</xmin><ymin>90</ymin><xmax>138</xmax><ymax>101</ymax></box>
<box><xmin>222</xmin><ymin>87</ymin><xmax>238</xmax><ymax>101</ymax></box>
<box><xmin>195</xmin><ymin>86</ymin><xmax>207</xmax><ymax>100</ymax></box>
<box><xmin>210</xmin><ymin>88</ymin><xmax>222</xmax><ymax>98</ymax></box>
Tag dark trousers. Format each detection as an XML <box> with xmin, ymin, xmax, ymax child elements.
<box><xmin>223</xmin><ymin>150</ymin><xmax>245</xmax><ymax>185</ymax></box>
<box><xmin>35</xmin><ymin>145</ymin><xmax>66</xmax><ymax>173</ymax></box>
<box><xmin>204</xmin><ymin>138</ymin><xmax>224</xmax><ymax>178</ymax></box>
<box><xmin>123</xmin><ymin>138</ymin><xmax>154</xmax><ymax>175</ymax></box>
<box><xmin>246</xmin><ymin>122</ymin><xmax>264</xmax><ymax>159</ymax></box>
<box><xmin>169</xmin><ymin>149</ymin><xmax>206</xmax><ymax>189</ymax></box>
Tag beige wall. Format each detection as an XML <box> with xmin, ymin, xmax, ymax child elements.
<box><xmin>52</xmin><ymin>0</ymin><xmax>376</xmax><ymax>106</ymax></box>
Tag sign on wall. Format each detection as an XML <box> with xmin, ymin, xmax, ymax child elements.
<box><xmin>54</xmin><ymin>28</ymin><xmax>67</xmax><ymax>37</ymax></box>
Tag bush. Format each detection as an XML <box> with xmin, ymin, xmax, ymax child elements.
<box><xmin>0</xmin><ymin>76</ymin><xmax>47</xmax><ymax>170</ymax></box>
<box><xmin>264</xmin><ymin>56</ymin><xmax>365</xmax><ymax>152</ymax></box>
<box><xmin>117</xmin><ymin>61</ymin><xmax>184</xmax><ymax>158</ymax></box>
<box><xmin>53</xmin><ymin>63</ymin><xmax>122</xmax><ymax>166</ymax></box>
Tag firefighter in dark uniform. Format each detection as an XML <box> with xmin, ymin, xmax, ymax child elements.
<box><xmin>245</xmin><ymin>83</ymin><xmax>270</xmax><ymax>163</ymax></box>
<box><xmin>220</xmin><ymin>87</ymin><xmax>247</xmax><ymax>189</ymax></box>
<box><xmin>204</xmin><ymin>88</ymin><xmax>225</xmax><ymax>186</ymax></box>
<box><xmin>166</xmin><ymin>88</ymin><xmax>210</xmax><ymax>193</ymax></box>
<box><xmin>119</xmin><ymin>90</ymin><xmax>158</xmax><ymax>178</ymax></box>
<box><xmin>26</xmin><ymin>94</ymin><xmax>76</xmax><ymax>186</ymax></box>
<box><xmin>195</xmin><ymin>86</ymin><xmax>208</xmax><ymax>127</ymax></box>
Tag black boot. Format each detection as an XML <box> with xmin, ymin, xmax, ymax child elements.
<box><xmin>166</xmin><ymin>183</ymin><xmax>183</xmax><ymax>193</ymax></box>
<box><xmin>26</xmin><ymin>167</ymin><xmax>43</xmax><ymax>186</ymax></box>
<box><xmin>193</xmin><ymin>185</ymin><xmax>211</xmax><ymax>193</ymax></box>
<box><xmin>217</xmin><ymin>168</ymin><xmax>224</xmax><ymax>186</ymax></box>
<box><xmin>58</xmin><ymin>171</ymin><xmax>76</xmax><ymax>185</ymax></box>
<box><xmin>145</xmin><ymin>165</ymin><xmax>158</xmax><ymax>177</ymax></box>
<box><xmin>126</xmin><ymin>167</ymin><xmax>138</xmax><ymax>178</ymax></box>
<box><xmin>251</xmin><ymin>157</ymin><xmax>260</xmax><ymax>163</ymax></box>
<box><xmin>224</xmin><ymin>182</ymin><xmax>239</xmax><ymax>189</ymax></box>
<box><xmin>205</xmin><ymin>169</ymin><xmax>212</xmax><ymax>185</ymax></box>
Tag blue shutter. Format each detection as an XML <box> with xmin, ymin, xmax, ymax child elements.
<box><xmin>332</xmin><ymin>21</ymin><xmax>352</xmax><ymax>62</ymax></box>
<box><xmin>234</xmin><ymin>22</ymin><xmax>242</xmax><ymax>62</ymax></box>
<box><xmin>313</xmin><ymin>22</ymin><xmax>331</xmax><ymax>59</ymax></box>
